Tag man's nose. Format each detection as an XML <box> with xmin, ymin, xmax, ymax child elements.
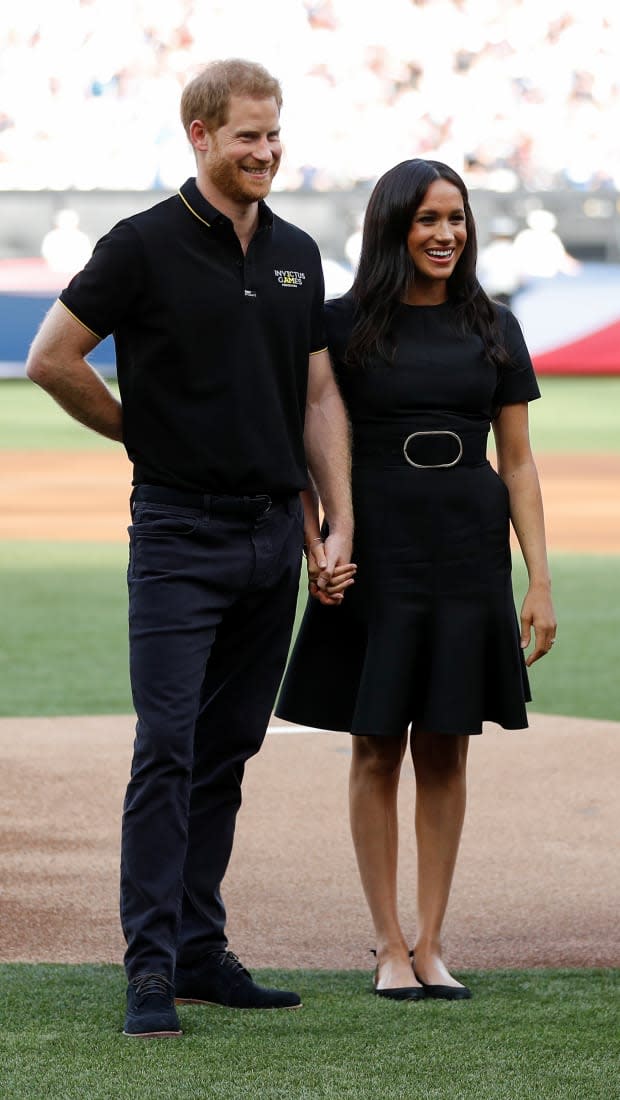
<box><xmin>253</xmin><ymin>137</ymin><xmax>274</xmax><ymax>161</ymax></box>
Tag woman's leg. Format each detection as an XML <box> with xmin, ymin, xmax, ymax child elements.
<box><xmin>410</xmin><ymin>728</ymin><xmax>469</xmax><ymax>987</ymax></box>
<box><xmin>349</xmin><ymin>732</ymin><xmax>419</xmax><ymax>989</ymax></box>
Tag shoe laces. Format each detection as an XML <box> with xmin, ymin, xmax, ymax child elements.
<box><xmin>217</xmin><ymin>950</ymin><xmax>251</xmax><ymax>978</ymax></box>
<box><xmin>132</xmin><ymin>973</ymin><xmax>172</xmax><ymax>1000</ymax></box>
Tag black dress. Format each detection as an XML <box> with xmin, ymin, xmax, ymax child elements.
<box><xmin>277</xmin><ymin>294</ymin><xmax>541</xmax><ymax>736</ymax></box>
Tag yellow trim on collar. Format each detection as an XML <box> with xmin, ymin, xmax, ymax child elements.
<box><xmin>178</xmin><ymin>189</ymin><xmax>211</xmax><ymax>228</ymax></box>
<box><xmin>58</xmin><ymin>300</ymin><xmax>103</xmax><ymax>341</ymax></box>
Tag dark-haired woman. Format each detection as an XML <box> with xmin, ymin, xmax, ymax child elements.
<box><xmin>278</xmin><ymin>159</ymin><xmax>556</xmax><ymax>1000</ymax></box>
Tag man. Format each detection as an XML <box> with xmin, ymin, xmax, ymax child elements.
<box><xmin>26</xmin><ymin>58</ymin><xmax>352</xmax><ymax>1038</ymax></box>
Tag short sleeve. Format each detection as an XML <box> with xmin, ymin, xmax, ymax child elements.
<box><xmin>309</xmin><ymin>250</ymin><xmax>327</xmax><ymax>353</ymax></box>
<box><xmin>494</xmin><ymin>307</ymin><xmax>541</xmax><ymax>406</ymax></box>
<box><xmin>324</xmin><ymin>294</ymin><xmax>355</xmax><ymax>377</ymax></box>
<box><xmin>59</xmin><ymin>221</ymin><xmax>145</xmax><ymax>340</ymax></box>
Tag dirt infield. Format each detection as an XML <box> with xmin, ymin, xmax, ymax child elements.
<box><xmin>1</xmin><ymin>449</ymin><xmax>619</xmax><ymax>551</ymax></box>
<box><xmin>0</xmin><ymin>448</ymin><xmax>618</xmax><ymax>970</ymax></box>
<box><xmin>1</xmin><ymin>713</ymin><xmax>618</xmax><ymax>970</ymax></box>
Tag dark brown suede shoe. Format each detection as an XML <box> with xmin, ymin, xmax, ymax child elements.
<box><xmin>175</xmin><ymin>951</ymin><xmax>302</xmax><ymax>1010</ymax></box>
<box><xmin>123</xmin><ymin>974</ymin><xmax>182</xmax><ymax>1037</ymax></box>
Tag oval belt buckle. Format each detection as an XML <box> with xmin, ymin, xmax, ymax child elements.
<box><xmin>403</xmin><ymin>430</ymin><xmax>463</xmax><ymax>469</ymax></box>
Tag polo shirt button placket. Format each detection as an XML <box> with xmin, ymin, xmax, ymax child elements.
<box><xmin>243</xmin><ymin>258</ymin><xmax>257</xmax><ymax>301</ymax></box>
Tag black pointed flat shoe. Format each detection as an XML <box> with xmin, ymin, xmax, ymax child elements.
<box><xmin>414</xmin><ymin>975</ymin><xmax>471</xmax><ymax>1000</ymax></box>
<box><xmin>374</xmin><ymin>983</ymin><xmax>425</xmax><ymax>1001</ymax></box>
<box><xmin>370</xmin><ymin>949</ymin><xmax>425</xmax><ymax>1001</ymax></box>
<box><xmin>410</xmin><ymin>950</ymin><xmax>471</xmax><ymax>1000</ymax></box>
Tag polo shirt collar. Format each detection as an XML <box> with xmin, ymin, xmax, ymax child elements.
<box><xmin>178</xmin><ymin>177</ymin><xmax>273</xmax><ymax>232</ymax></box>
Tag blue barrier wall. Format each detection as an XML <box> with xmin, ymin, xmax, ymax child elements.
<box><xmin>0</xmin><ymin>292</ymin><xmax>116</xmax><ymax>377</ymax></box>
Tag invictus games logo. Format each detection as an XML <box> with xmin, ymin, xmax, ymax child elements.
<box><xmin>274</xmin><ymin>269</ymin><xmax>306</xmax><ymax>288</ymax></box>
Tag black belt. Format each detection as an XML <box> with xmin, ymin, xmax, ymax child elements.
<box><xmin>131</xmin><ymin>483</ymin><xmax>292</xmax><ymax>518</ymax></box>
<box><xmin>353</xmin><ymin>428</ymin><xmax>489</xmax><ymax>469</ymax></box>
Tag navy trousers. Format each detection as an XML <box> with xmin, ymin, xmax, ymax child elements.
<box><xmin>121</xmin><ymin>488</ymin><xmax>303</xmax><ymax>981</ymax></box>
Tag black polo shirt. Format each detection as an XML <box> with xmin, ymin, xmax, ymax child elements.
<box><xmin>59</xmin><ymin>178</ymin><xmax>326</xmax><ymax>493</ymax></box>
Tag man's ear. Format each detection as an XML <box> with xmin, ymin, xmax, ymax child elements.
<box><xmin>188</xmin><ymin>119</ymin><xmax>210</xmax><ymax>151</ymax></box>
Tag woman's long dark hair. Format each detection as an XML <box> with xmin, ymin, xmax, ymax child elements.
<box><xmin>346</xmin><ymin>158</ymin><xmax>509</xmax><ymax>369</ymax></box>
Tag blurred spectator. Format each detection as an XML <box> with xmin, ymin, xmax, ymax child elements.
<box><xmin>477</xmin><ymin>216</ymin><xmax>522</xmax><ymax>307</ymax></box>
<box><xmin>1</xmin><ymin>1</ymin><xmax>619</xmax><ymax>193</ymax></box>
<box><xmin>40</xmin><ymin>208</ymin><xmax>92</xmax><ymax>273</ymax></box>
<box><xmin>512</xmin><ymin>208</ymin><xmax>581</xmax><ymax>280</ymax></box>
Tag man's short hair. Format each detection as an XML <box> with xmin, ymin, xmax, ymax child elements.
<box><xmin>180</xmin><ymin>58</ymin><xmax>283</xmax><ymax>136</ymax></box>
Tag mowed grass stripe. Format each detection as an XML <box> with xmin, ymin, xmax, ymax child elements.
<box><xmin>2</xmin><ymin>376</ymin><xmax>620</xmax><ymax>453</ymax></box>
<box><xmin>0</xmin><ymin>965</ymin><xmax>618</xmax><ymax>1100</ymax></box>
<box><xmin>0</xmin><ymin>542</ymin><xmax>618</xmax><ymax>721</ymax></box>
<box><xmin>0</xmin><ymin>378</ymin><xmax>120</xmax><ymax>451</ymax></box>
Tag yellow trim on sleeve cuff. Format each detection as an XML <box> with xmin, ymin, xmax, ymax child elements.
<box><xmin>310</xmin><ymin>346</ymin><xmax>329</xmax><ymax>356</ymax></box>
<box><xmin>58</xmin><ymin>300</ymin><xmax>103</xmax><ymax>342</ymax></box>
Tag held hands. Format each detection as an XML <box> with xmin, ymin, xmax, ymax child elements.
<box><xmin>520</xmin><ymin>582</ymin><xmax>557</xmax><ymax>666</ymax></box>
<box><xmin>305</xmin><ymin>535</ymin><xmax>356</xmax><ymax>606</ymax></box>
<box><xmin>300</xmin><ymin>486</ymin><xmax>355</xmax><ymax>606</ymax></box>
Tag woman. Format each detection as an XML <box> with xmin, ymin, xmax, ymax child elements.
<box><xmin>278</xmin><ymin>159</ymin><xmax>556</xmax><ymax>1001</ymax></box>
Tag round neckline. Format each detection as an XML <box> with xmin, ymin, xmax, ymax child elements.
<box><xmin>399</xmin><ymin>299</ymin><xmax>451</xmax><ymax>310</ymax></box>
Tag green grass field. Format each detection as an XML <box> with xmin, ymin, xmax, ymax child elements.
<box><xmin>0</xmin><ymin>965</ymin><xmax>618</xmax><ymax>1100</ymax></box>
<box><xmin>0</xmin><ymin>542</ymin><xmax>618</xmax><ymax>721</ymax></box>
<box><xmin>0</xmin><ymin>379</ymin><xmax>121</xmax><ymax>451</ymax></box>
<box><xmin>529</xmin><ymin>375</ymin><xmax>620</xmax><ymax>453</ymax></box>
<box><xmin>2</xmin><ymin>376</ymin><xmax>620</xmax><ymax>451</ymax></box>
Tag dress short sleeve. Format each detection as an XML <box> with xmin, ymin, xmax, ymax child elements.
<box><xmin>324</xmin><ymin>293</ymin><xmax>355</xmax><ymax>374</ymax></box>
<box><xmin>494</xmin><ymin>307</ymin><xmax>541</xmax><ymax>406</ymax></box>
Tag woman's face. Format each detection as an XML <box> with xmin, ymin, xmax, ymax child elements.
<box><xmin>406</xmin><ymin>178</ymin><xmax>467</xmax><ymax>295</ymax></box>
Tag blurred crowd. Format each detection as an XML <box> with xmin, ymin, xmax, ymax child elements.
<box><xmin>1</xmin><ymin>0</ymin><xmax>618</xmax><ymax>193</ymax></box>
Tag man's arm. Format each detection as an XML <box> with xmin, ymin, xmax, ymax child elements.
<box><xmin>26</xmin><ymin>300</ymin><xmax>123</xmax><ymax>442</ymax></box>
<box><xmin>304</xmin><ymin>348</ymin><xmax>354</xmax><ymax>582</ymax></box>
<box><xmin>299</xmin><ymin>483</ymin><xmax>356</xmax><ymax>604</ymax></box>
